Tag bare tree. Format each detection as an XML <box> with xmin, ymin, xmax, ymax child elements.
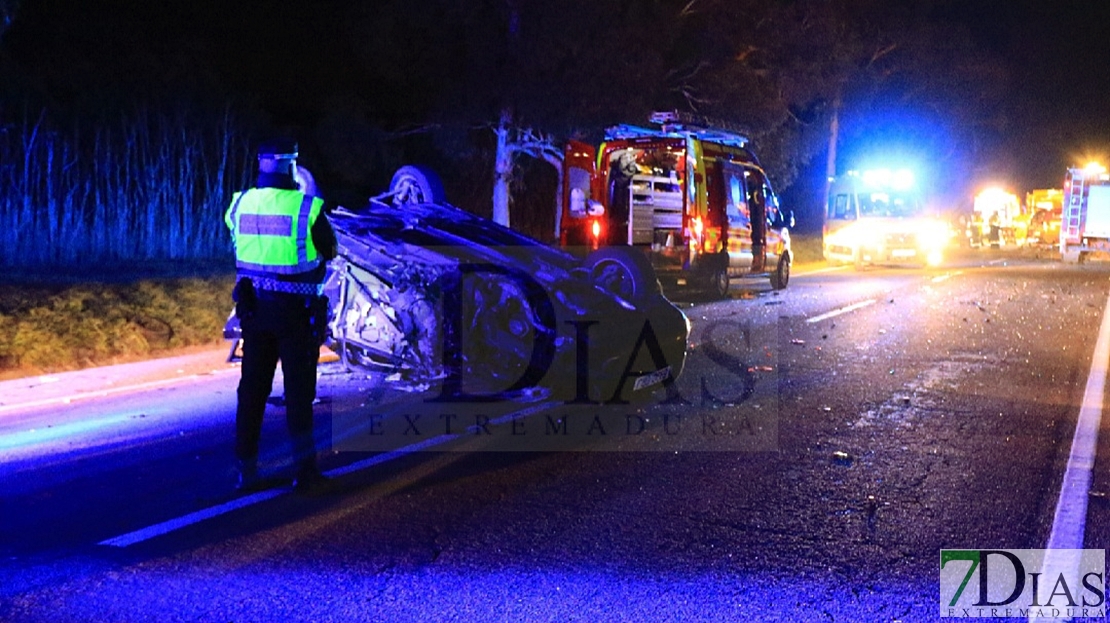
<box><xmin>491</xmin><ymin>110</ymin><xmax>562</xmax><ymax>227</ymax></box>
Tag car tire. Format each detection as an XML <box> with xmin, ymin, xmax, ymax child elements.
<box><xmin>585</xmin><ymin>247</ymin><xmax>661</xmax><ymax>303</ymax></box>
<box><xmin>389</xmin><ymin>165</ymin><xmax>446</xmax><ymax>206</ymax></box>
<box><xmin>770</xmin><ymin>252</ymin><xmax>791</xmax><ymax>290</ymax></box>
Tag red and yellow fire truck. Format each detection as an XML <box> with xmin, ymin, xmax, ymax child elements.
<box><xmin>558</xmin><ymin>112</ymin><xmax>793</xmax><ymax>299</ymax></box>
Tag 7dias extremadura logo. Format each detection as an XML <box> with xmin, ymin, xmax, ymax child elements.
<box><xmin>940</xmin><ymin>549</ymin><xmax>1105</xmax><ymax>618</ymax></box>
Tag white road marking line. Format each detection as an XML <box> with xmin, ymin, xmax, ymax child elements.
<box><xmin>793</xmin><ymin>264</ymin><xmax>847</xmax><ymax>276</ymax></box>
<box><xmin>99</xmin><ymin>401</ymin><xmax>557</xmax><ymax>548</ymax></box>
<box><xmin>930</xmin><ymin>270</ymin><xmax>963</xmax><ymax>284</ymax></box>
<box><xmin>1031</xmin><ymin>287</ymin><xmax>1110</xmax><ymax>620</ymax></box>
<box><xmin>98</xmin><ymin>489</ymin><xmax>285</xmax><ymax>547</ymax></box>
<box><xmin>805</xmin><ymin>299</ymin><xmax>877</xmax><ymax>324</ymax></box>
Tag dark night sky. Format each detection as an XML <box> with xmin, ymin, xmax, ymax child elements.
<box><xmin>3</xmin><ymin>0</ymin><xmax>1110</xmax><ymax>193</ymax></box>
<box><xmin>979</xmin><ymin>1</ymin><xmax>1110</xmax><ymax>187</ymax></box>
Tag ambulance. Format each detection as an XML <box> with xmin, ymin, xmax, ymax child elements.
<box><xmin>823</xmin><ymin>168</ymin><xmax>950</xmax><ymax>268</ymax></box>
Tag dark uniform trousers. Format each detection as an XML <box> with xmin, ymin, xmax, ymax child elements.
<box><xmin>235</xmin><ymin>290</ymin><xmax>321</xmax><ymax>471</ymax></box>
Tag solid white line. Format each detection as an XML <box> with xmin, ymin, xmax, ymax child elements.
<box><xmin>98</xmin><ymin>489</ymin><xmax>285</xmax><ymax>547</ymax></box>
<box><xmin>98</xmin><ymin>401</ymin><xmax>557</xmax><ymax>548</ymax></box>
<box><xmin>805</xmin><ymin>299</ymin><xmax>877</xmax><ymax>324</ymax></box>
<box><xmin>1030</xmin><ymin>286</ymin><xmax>1110</xmax><ymax>619</ymax></box>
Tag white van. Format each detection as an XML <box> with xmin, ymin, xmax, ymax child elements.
<box><xmin>823</xmin><ymin>169</ymin><xmax>949</xmax><ymax>268</ymax></box>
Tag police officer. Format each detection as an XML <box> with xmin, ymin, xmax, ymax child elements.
<box><xmin>225</xmin><ymin>138</ymin><xmax>338</xmax><ymax>494</ymax></box>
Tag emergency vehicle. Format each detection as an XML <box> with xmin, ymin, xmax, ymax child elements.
<box><xmin>969</xmin><ymin>187</ymin><xmax>1027</xmax><ymax>248</ymax></box>
<box><xmin>1025</xmin><ymin>188</ymin><xmax>1064</xmax><ymax>246</ymax></box>
<box><xmin>1061</xmin><ymin>162</ymin><xmax>1110</xmax><ymax>263</ymax></box>
<box><xmin>823</xmin><ymin>168</ymin><xmax>950</xmax><ymax>267</ymax></box>
<box><xmin>559</xmin><ymin>111</ymin><xmax>793</xmax><ymax>299</ymax></box>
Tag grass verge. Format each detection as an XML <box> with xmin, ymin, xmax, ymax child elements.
<box><xmin>0</xmin><ymin>274</ymin><xmax>235</xmax><ymax>379</ymax></box>
<box><xmin>790</xmin><ymin>232</ymin><xmax>825</xmax><ymax>267</ymax></box>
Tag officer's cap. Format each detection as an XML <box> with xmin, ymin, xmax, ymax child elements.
<box><xmin>257</xmin><ymin>138</ymin><xmax>299</xmax><ymax>161</ymax></box>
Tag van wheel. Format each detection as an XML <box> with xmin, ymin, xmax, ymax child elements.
<box><xmin>770</xmin><ymin>252</ymin><xmax>791</xmax><ymax>290</ymax></box>
<box><xmin>585</xmin><ymin>247</ymin><xmax>661</xmax><ymax>303</ymax></box>
<box><xmin>389</xmin><ymin>165</ymin><xmax>446</xmax><ymax>206</ymax></box>
<box><xmin>707</xmin><ymin>267</ymin><xmax>730</xmax><ymax>298</ymax></box>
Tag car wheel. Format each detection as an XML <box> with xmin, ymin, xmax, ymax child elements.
<box><xmin>770</xmin><ymin>252</ymin><xmax>791</xmax><ymax>290</ymax></box>
<box><xmin>584</xmin><ymin>247</ymin><xmax>661</xmax><ymax>303</ymax></box>
<box><xmin>389</xmin><ymin>165</ymin><xmax>446</xmax><ymax>206</ymax></box>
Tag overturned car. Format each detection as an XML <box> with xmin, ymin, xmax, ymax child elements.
<box><xmin>226</xmin><ymin>166</ymin><xmax>689</xmax><ymax>403</ymax></box>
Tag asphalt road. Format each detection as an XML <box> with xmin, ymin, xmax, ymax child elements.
<box><xmin>2</xmin><ymin>247</ymin><xmax>1109</xmax><ymax>622</ymax></box>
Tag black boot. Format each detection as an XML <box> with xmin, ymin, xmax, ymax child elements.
<box><xmin>293</xmin><ymin>459</ymin><xmax>333</xmax><ymax>495</ymax></box>
<box><xmin>236</xmin><ymin>458</ymin><xmax>262</xmax><ymax>492</ymax></box>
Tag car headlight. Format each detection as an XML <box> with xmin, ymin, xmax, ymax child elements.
<box><xmin>918</xmin><ymin>221</ymin><xmax>951</xmax><ymax>250</ymax></box>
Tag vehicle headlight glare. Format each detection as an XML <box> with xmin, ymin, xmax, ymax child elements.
<box><xmin>919</xmin><ymin>222</ymin><xmax>950</xmax><ymax>250</ymax></box>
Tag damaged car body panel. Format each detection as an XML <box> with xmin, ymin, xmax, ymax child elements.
<box><xmin>226</xmin><ymin>166</ymin><xmax>690</xmax><ymax>403</ymax></box>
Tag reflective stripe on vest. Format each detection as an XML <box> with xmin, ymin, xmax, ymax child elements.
<box><xmin>225</xmin><ymin>188</ymin><xmax>323</xmax><ymax>275</ymax></box>
<box><xmin>246</xmin><ymin>276</ymin><xmax>325</xmax><ymax>297</ymax></box>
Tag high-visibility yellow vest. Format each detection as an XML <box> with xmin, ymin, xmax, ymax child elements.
<box><xmin>225</xmin><ymin>188</ymin><xmax>324</xmax><ymax>277</ymax></box>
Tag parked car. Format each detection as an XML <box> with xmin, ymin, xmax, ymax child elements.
<box><xmin>225</xmin><ymin>166</ymin><xmax>689</xmax><ymax>402</ymax></box>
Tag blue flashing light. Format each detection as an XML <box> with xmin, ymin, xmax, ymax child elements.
<box><xmin>860</xmin><ymin>168</ymin><xmax>915</xmax><ymax>191</ymax></box>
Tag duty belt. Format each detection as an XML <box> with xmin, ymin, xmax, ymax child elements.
<box><xmin>250</xmin><ymin>276</ymin><xmax>324</xmax><ymax>297</ymax></box>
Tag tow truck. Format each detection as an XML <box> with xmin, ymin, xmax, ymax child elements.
<box><xmin>1061</xmin><ymin>162</ymin><xmax>1110</xmax><ymax>263</ymax></box>
<box><xmin>558</xmin><ymin>111</ymin><xmax>794</xmax><ymax>299</ymax></box>
<box><xmin>823</xmin><ymin>168</ymin><xmax>950</xmax><ymax>268</ymax></box>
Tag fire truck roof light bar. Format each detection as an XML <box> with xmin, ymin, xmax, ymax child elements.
<box><xmin>605</xmin><ymin>111</ymin><xmax>750</xmax><ymax>149</ymax></box>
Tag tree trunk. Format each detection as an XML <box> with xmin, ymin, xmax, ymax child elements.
<box><xmin>823</xmin><ymin>89</ymin><xmax>841</xmax><ymax>215</ymax></box>
<box><xmin>492</xmin><ymin>108</ymin><xmax>513</xmax><ymax>227</ymax></box>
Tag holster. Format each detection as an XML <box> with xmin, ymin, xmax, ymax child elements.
<box><xmin>233</xmin><ymin>278</ymin><xmax>257</xmax><ymax>321</ymax></box>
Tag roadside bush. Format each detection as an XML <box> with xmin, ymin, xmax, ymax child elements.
<box><xmin>0</xmin><ymin>276</ymin><xmax>234</xmax><ymax>378</ymax></box>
